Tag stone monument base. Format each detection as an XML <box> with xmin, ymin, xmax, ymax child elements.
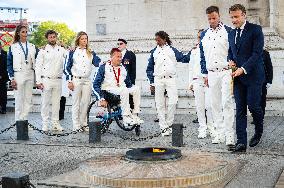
<box><xmin>38</xmin><ymin>151</ymin><xmax>244</xmax><ymax>188</ymax></box>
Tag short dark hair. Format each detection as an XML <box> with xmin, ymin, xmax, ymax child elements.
<box><xmin>155</xmin><ymin>31</ymin><xmax>172</xmax><ymax>45</ymax></box>
<box><xmin>118</xmin><ymin>38</ymin><xmax>127</xmax><ymax>44</ymax></box>
<box><xmin>110</xmin><ymin>48</ymin><xmax>121</xmax><ymax>56</ymax></box>
<box><xmin>45</xmin><ymin>30</ymin><xmax>58</xmax><ymax>39</ymax></box>
<box><xmin>229</xmin><ymin>4</ymin><xmax>246</xmax><ymax>14</ymax></box>
<box><xmin>206</xmin><ymin>6</ymin><xmax>219</xmax><ymax>14</ymax></box>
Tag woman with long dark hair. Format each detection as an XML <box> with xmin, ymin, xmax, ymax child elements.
<box><xmin>64</xmin><ymin>31</ymin><xmax>101</xmax><ymax>131</ymax></box>
<box><xmin>146</xmin><ymin>31</ymin><xmax>190</xmax><ymax>136</ymax></box>
<box><xmin>7</xmin><ymin>24</ymin><xmax>38</xmax><ymax>121</ymax></box>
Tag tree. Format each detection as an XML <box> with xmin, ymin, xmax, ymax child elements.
<box><xmin>30</xmin><ymin>21</ymin><xmax>76</xmax><ymax>47</ymax></box>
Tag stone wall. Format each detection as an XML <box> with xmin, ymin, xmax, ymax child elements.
<box><xmin>85</xmin><ymin>0</ymin><xmax>284</xmax><ymax>114</ymax></box>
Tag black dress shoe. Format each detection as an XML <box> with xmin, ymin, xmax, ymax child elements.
<box><xmin>227</xmin><ymin>144</ymin><xmax>235</xmax><ymax>151</ymax></box>
<box><xmin>232</xmin><ymin>143</ymin><xmax>246</xmax><ymax>153</ymax></box>
<box><xmin>192</xmin><ymin>118</ymin><xmax>199</xmax><ymax>124</ymax></box>
<box><xmin>249</xmin><ymin>134</ymin><xmax>262</xmax><ymax>147</ymax></box>
<box><xmin>154</xmin><ymin>118</ymin><xmax>159</xmax><ymax>122</ymax></box>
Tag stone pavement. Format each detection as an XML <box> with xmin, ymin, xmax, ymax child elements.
<box><xmin>0</xmin><ymin>112</ymin><xmax>283</xmax><ymax>188</ymax></box>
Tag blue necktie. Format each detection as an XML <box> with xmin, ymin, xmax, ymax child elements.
<box><xmin>236</xmin><ymin>28</ymin><xmax>241</xmax><ymax>47</ymax></box>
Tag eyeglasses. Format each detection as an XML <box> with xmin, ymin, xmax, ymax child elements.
<box><xmin>117</xmin><ymin>43</ymin><xmax>124</xmax><ymax>45</ymax></box>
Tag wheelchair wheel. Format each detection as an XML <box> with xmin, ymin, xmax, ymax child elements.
<box><xmin>87</xmin><ymin>99</ymin><xmax>112</xmax><ymax>134</ymax></box>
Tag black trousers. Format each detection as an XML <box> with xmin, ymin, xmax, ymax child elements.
<box><xmin>0</xmin><ymin>82</ymin><xmax>7</xmax><ymax>111</ymax></box>
<box><xmin>234</xmin><ymin>80</ymin><xmax>263</xmax><ymax>145</ymax></box>
<box><xmin>59</xmin><ymin>96</ymin><xmax>66</xmax><ymax>119</ymax></box>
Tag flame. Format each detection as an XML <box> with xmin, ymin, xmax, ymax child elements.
<box><xmin>152</xmin><ymin>148</ymin><xmax>166</xmax><ymax>153</ymax></box>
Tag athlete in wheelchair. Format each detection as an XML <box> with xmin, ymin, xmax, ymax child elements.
<box><xmin>89</xmin><ymin>48</ymin><xmax>143</xmax><ymax>135</ymax></box>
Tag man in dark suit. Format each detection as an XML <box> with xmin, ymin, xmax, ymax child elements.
<box><xmin>118</xmin><ymin>39</ymin><xmax>136</xmax><ymax>109</ymax></box>
<box><xmin>0</xmin><ymin>46</ymin><xmax>9</xmax><ymax>114</ymax></box>
<box><xmin>228</xmin><ymin>4</ymin><xmax>265</xmax><ymax>152</ymax></box>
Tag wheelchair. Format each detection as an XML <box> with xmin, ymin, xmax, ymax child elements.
<box><xmin>87</xmin><ymin>90</ymin><xmax>141</xmax><ymax>136</ymax></box>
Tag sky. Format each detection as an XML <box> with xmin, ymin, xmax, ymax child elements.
<box><xmin>0</xmin><ymin>0</ymin><xmax>86</xmax><ymax>31</ymax></box>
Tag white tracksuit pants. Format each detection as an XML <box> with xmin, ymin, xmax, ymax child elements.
<box><xmin>208</xmin><ymin>69</ymin><xmax>235</xmax><ymax>139</ymax></box>
<box><xmin>41</xmin><ymin>78</ymin><xmax>62</xmax><ymax>126</ymax></box>
<box><xmin>192</xmin><ymin>80</ymin><xmax>213</xmax><ymax>132</ymax></box>
<box><xmin>72</xmin><ymin>78</ymin><xmax>92</xmax><ymax>129</ymax></box>
<box><xmin>14</xmin><ymin>71</ymin><xmax>34</xmax><ymax>121</ymax></box>
<box><xmin>109</xmin><ymin>85</ymin><xmax>141</xmax><ymax>116</ymax></box>
<box><xmin>155</xmin><ymin>77</ymin><xmax>178</xmax><ymax>130</ymax></box>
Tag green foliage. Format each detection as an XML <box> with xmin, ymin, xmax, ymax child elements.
<box><xmin>30</xmin><ymin>21</ymin><xmax>76</xmax><ymax>48</ymax></box>
<box><xmin>0</xmin><ymin>34</ymin><xmax>14</xmax><ymax>51</ymax></box>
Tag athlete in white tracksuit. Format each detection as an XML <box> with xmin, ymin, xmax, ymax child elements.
<box><xmin>35</xmin><ymin>30</ymin><xmax>67</xmax><ymax>132</ymax></box>
<box><xmin>64</xmin><ymin>31</ymin><xmax>101</xmax><ymax>131</ymax></box>
<box><xmin>188</xmin><ymin>32</ymin><xmax>214</xmax><ymax>139</ymax></box>
<box><xmin>200</xmin><ymin>7</ymin><xmax>235</xmax><ymax>146</ymax></box>
<box><xmin>146</xmin><ymin>31</ymin><xmax>190</xmax><ymax>136</ymax></box>
<box><xmin>7</xmin><ymin>25</ymin><xmax>38</xmax><ymax>121</ymax></box>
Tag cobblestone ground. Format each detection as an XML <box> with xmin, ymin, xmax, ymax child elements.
<box><xmin>0</xmin><ymin>112</ymin><xmax>283</xmax><ymax>188</ymax></box>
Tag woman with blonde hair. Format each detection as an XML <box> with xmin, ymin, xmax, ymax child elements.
<box><xmin>64</xmin><ymin>31</ymin><xmax>101</xmax><ymax>131</ymax></box>
<box><xmin>7</xmin><ymin>24</ymin><xmax>38</xmax><ymax>122</ymax></box>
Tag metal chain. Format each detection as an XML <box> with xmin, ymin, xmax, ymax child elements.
<box><xmin>106</xmin><ymin>126</ymin><xmax>172</xmax><ymax>141</ymax></box>
<box><xmin>0</xmin><ymin>123</ymin><xmax>16</xmax><ymax>135</ymax></box>
<box><xmin>28</xmin><ymin>123</ymin><xmax>88</xmax><ymax>137</ymax></box>
<box><xmin>24</xmin><ymin>180</ymin><xmax>37</xmax><ymax>188</ymax></box>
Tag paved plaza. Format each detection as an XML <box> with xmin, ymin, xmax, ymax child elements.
<box><xmin>0</xmin><ymin>112</ymin><xmax>283</xmax><ymax>187</ymax></box>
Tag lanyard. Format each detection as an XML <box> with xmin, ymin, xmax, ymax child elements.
<box><xmin>112</xmin><ymin>66</ymin><xmax>121</xmax><ymax>87</ymax></box>
<box><xmin>19</xmin><ymin>42</ymin><xmax>28</xmax><ymax>64</ymax></box>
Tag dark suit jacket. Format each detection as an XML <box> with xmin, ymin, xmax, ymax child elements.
<box><xmin>0</xmin><ymin>49</ymin><xmax>9</xmax><ymax>83</ymax></box>
<box><xmin>228</xmin><ymin>21</ymin><xmax>265</xmax><ymax>85</ymax></box>
<box><xmin>122</xmin><ymin>50</ymin><xmax>136</xmax><ymax>85</ymax></box>
<box><xmin>263</xmin><ymin>49</ymin><xmax>273</xmax><ymax>84</ymax></box>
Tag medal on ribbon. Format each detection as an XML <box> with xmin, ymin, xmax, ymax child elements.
<box><xmin>112</xmin><ymin>66</ymin><xmax>121</xmax><ymax>87</ymax></box>
<box><xmin>19</xmin><ymin>42</ymin><xmax>29</xmax><ymax>64</ymax></box>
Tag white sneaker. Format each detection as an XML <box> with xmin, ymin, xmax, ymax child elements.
<box><xmin>212</xmin><ymin>136</ymin><xmax>225</xmax><ymax>144</ymax></box>
<box><xmin>161</xmin><ymin>130</ymin><xmax>170</xmax><ymax>136</ymax></box>
<box><xmin>131</xmin><ymin>115</ymin><xmax>144</xmax><ymax>124</ymax></box>
<box><xmin>123</xmin><ymin>115</ymin><xmax>135</xmax><ymax>126</ymax></box>
<box><xmin>42</xmin><ymin>124</ymin><xmax>49</xmax><ymax>132</ymax></box>
<box><xmin>226</xmin><ymin>136</ymin><xmax>235</xmax><ymax>146</ymax></box>
<box><xmin>198</xmin><ymin>130</ymin><xmax>207</xmax><ymax>139</ymax></box>
<box><xmin>72</xmin><ymin>125</ymin><xmax>81</xmax><ymax>132</ymax></box>
<box><xmin>208</xmin><ymin>129</ymin><xmax>216</xmax><ymax>138</ymax></box>
<box><xmin>52</xmin><ymin>124</ymin><xmax>64</xmax><ymax>132</ymax></box>
<box><xmin>82</xmin><ymin>125</ymin><xmax>89</xmax><ymax>132</ymax></box>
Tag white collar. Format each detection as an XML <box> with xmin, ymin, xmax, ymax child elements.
<box><xmin>210</xmin><ymin>22</ymin><xmax>223</xmax><ymax>31</ymax></box>
<box><xmin>237</xmin><ymin>20</ymin><xmax>246</xmax><ymax>30</ymax></box>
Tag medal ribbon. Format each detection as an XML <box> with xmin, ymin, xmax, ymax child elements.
<box><xmin>112</xmin><ymin>66</ymin><xmax>121</xmax><ymax>86</ymax></box>
<box><xmin>19</xmin><ymin>42</ymin><xmax>28</xmax><ymax>64</ymax></box>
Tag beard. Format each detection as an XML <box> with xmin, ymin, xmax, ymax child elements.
<box><xmin>49</xmin><ymin>41</ymin><xmax>56</xmax><ymax>46</ymax></box>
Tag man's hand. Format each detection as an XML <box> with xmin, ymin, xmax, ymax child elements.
<box><xmin>188</xmin><ymin>84</ymin><xmax>194</xmax><ymax>92</ymax></box>
<box><xmin>36</xmin><ymin>83</ymin><xmax>44</xmax><ymax>90</ymax></box>
<box><xmin>100</xmin><ymin>99</ymin><xmax>108</xmax><ymax>108</ymax></box>
<box><xmin>228</xmin><ymin>60</ymin><xmax>236</xmax><ymax>69</ymax></box>
<box><xmin>150</xmin><ymin>85</ymin><xmax>155</xmax><ymax>95</ymax></box>
<box><xmin>68</xmin><ymin>81</ymin><xmax>74</xmax><ymax>91</ymax></box>
<box><xmin>203</xmin><ymin>77</ymin><xmax>209</xmax><ymax>87</ymax></box>
<box><xmin>11</xmin><ymin>79</ymin><xmax>17</xmax><ymax>90</ymax></box>
<box><xmin>231</xmin><ymin>68</ymin><xmax>244</xmax><ymax>78</ymax></box>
